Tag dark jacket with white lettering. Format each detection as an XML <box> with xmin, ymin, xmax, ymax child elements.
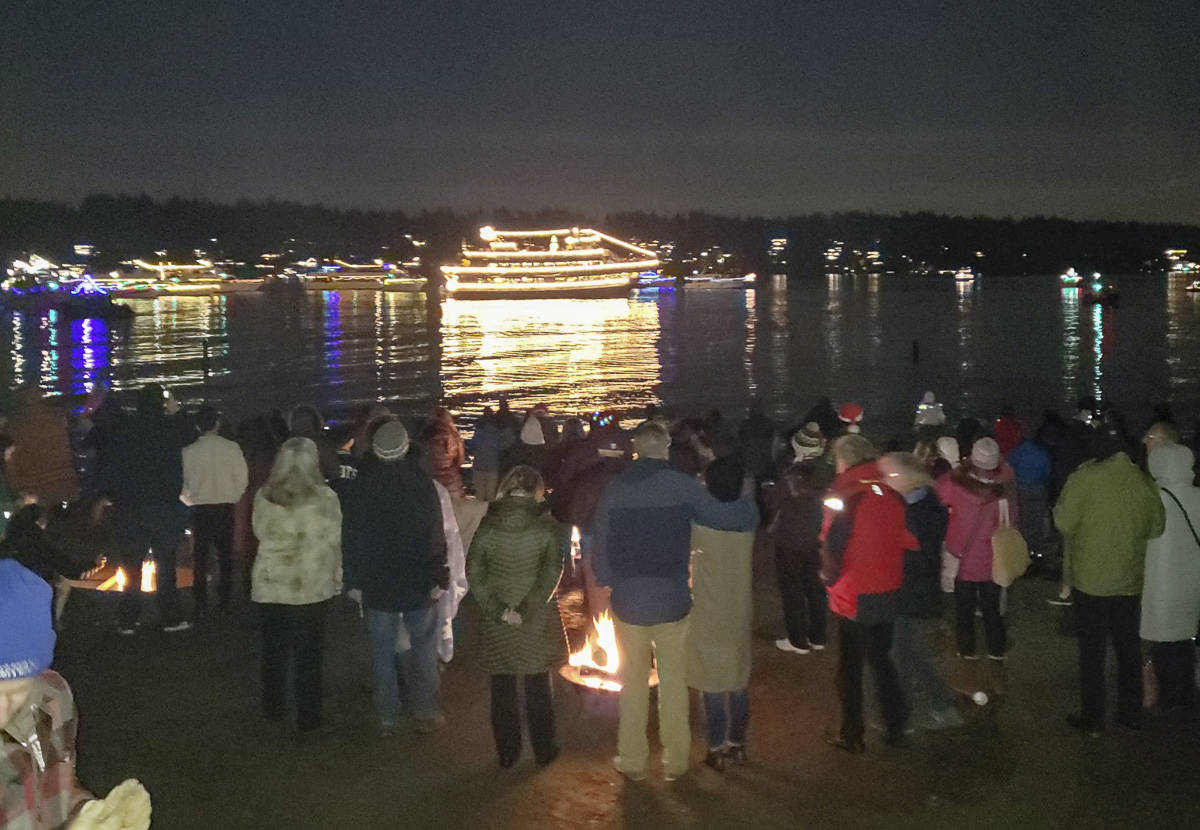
<box><xmin>592</xmin><ymin>458</ymin><xmax>757</xmax><ymax>626</ymax></box>
<box><xmin>341</xmin><ymin>455</ymin><xmax>448</xmax><ymax>612</ymax></box>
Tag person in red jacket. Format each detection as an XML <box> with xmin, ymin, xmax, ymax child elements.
<box><xmin>993</xmin><ymin>405</ymin><xmax>1023</xmax><ymax>458</ymax></box>
<box><xmin>821</xmin><ymin>435</ymin><xmax>917</xmax><ymax>753</ymax></box>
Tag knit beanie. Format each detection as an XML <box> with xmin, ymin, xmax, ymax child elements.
<box><xmin>0</xmin><ymin>560</ymin><xmax>55</xmax><ymax>681</ymax></box>
<box><xmin>520</xmin><ymin>416</ymin><xmax>546</xmax><ymax>446</ymax></box>
<box><xmin>936</xmin><ymin>436</ymin><xmax>960</xmax><ymax>465</ymax></box>
<box><xmin>372</xmin><ymin>420</ymin><xmax>410</xmax><ymax>461</ymax></box>
<box><xmin>970</xmin><ymin>437</ymin><xmax>1001</xmax><ymax>471</ymax></box>
<box><xmin>791</xmin><ymin>422</ymin><xmax>824</xmax><ymax>460</ymax></box>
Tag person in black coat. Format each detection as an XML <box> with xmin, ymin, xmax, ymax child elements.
<box><xmin>878</xmin><ymin>452</ymin><xmax>962</xmax><ymax>730</ymax></box>
<box><xmin>100</xmin><ymin>384</ymin><xmax>190</xmax><ymax>633</ymax></box>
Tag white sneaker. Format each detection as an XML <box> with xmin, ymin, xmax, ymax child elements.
<box><xmin>162</xmin><ymin>620</ymin><xmax>192</xmax><ymax>633</ymax></box>
<box><xmin>612</xmin><ymin>756</ymin><xmax>646</xmax><ymax>781</ymax></box>
<box><xmin>775</xmin><ymin>638</ymin><xmax>811</xmax><ymax>655</ymax></box>
<box><xmin>809</xmin><ymin>642</ymin><xmax>826</xmax><ymax>651</ymax></box>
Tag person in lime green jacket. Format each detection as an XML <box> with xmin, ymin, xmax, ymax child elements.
<box><xmin>1053</xmin><ymin>429</ymin><xmax>1164</xmax><ymax>735</ymax></box>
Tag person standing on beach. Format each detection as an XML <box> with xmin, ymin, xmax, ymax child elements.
<box><xmin>102</xmin><ymin>385</ymin><xmax>190</xmax><ymax>634</ymax></box>
<box><xmin>1054</xmin><ymin>427</ymin><xmax>1164</xmax><ymax>735</ymax></box>
<box><xmin>182</xmin><ymin>405</ymin><xmax>248</xmax><ymax>620</ymax></box>
<box><xmin>593</xmin><ymin>420</ymin><xmax>756</xmax><ymax>782</ymax></box>
<box><xmin>251</xmin><ymin>437</ymin><xmax>342</xmax><ymax>733</ymax></box>
<box><xmin>342</xmin><ymin>421</ymin><xmax>449</xmax><ymax>736</ymax></box>
<box><xmin>822</xmin><ymin>435</ymin><xmax>914</xmax><ymax>753</ymax></box>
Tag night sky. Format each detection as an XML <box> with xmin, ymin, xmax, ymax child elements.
<box><xmin>3</xmin><ymin>1</ymin><xmax>1197</xmax><ymax>223</ymax></box>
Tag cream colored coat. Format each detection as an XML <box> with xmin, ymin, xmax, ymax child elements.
<box><xmin>1141</xmin><ymin>444</ymin><xmax>1200</xmax><ymax>642</ymax></box>
<box><xmin>686</xmin><ymin>524</ymin><xmax>755</xmax><ymax>692</ymax></box>
<box><xmin>251</xmin><ymin>487</ymin><xmax>343</xmax><ymax>605</ymax></box>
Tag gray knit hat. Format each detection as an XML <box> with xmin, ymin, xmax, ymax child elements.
<box><xmin>373</xmin><ymin>420</ymin><xmax>410</xmax><ymax>461</ymax></box>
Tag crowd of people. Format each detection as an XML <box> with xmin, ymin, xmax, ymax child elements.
<box><xmin>2</xmin><ymin>382</ymin><xmax>1200</xmax><ymax>824</ymax></box>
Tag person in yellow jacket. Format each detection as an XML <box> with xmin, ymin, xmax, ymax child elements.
<box><xmin>1054</xmin><ymin>428</ymin><xmax>1164</xmax><ymax>736</ymax></box>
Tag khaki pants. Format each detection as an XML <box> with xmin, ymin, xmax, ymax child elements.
<box><xmin>613</xmin><ymin>614</ymin><xmax>691</xmax><ymax>776</ymax></box>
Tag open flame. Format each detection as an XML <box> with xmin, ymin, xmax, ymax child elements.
<box><xmin>94</xmin><ymin>560</ymin><xmax>157</xmax><ymax>592</ymax></box>
<box><xmin>567</xmin><ymin>610</ymin><xmax>622</xmax><ymax>692</ymax></box>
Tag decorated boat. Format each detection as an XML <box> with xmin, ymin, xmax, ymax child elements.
<box><xmin>441</xmin><ymin>226</ymin><xmax>659</xmax><ymax>299</ymax></box>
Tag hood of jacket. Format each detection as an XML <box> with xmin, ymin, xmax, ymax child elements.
<box><xmin>948</xmin><ymin>464</ymin><xmax>1008</xmax><ymax>500</ymax></box>
<box><xmin>1150</xmin><ymin>443</ymin><xmax>1195</xmax><ymax>488</ymax></box>
<box><xmin>487</xmin><ymin>495</ymin><xmax>549</xmax><ymax>530</ymax></box>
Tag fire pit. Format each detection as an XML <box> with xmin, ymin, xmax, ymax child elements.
<box><xmin>558</xmin><ymin>609</ymin><xmax>659</xmax><ymax>697</ymax></box>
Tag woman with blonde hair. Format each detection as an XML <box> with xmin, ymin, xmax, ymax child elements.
<box><xmin>252</xmin><ymin>437</ymin><xmax>342</xmax><ymax>732</ymax></box>
<box><xmin>466</xmin><ymin>465</ymin><xmax>567</xmax><ymax>767</ymax></box>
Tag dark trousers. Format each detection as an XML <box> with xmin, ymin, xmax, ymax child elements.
<box><xmin>490</xmin><ymin>672</ymin><xmax>557</xmax><ymax>763</ymax></box>
<box><xmin>191</xmin><ymin>503</ymin><xmax>235</xmax><ymax>615</ymax></box>
<box><xmin>260</xmin><ymin>600</ymin><xmax>328</xmax><ymax>731</ymax></box>
<box><xmin>1150</xmin><ymin>640</ymin><xmax>1196</xmax><ymax>710</ymax></box>
<box><xmin>776</xmin><ymin>545</ymin><xmax>827</xmax><ymax>647</ymax></box>
<box><xmin>954</xmin><ymin>580</ymin><xmax>1006</xmax><ymax>657</ymax></box>
<box><xmin>116</xmin><ymin>506</ymin><xmax>184</xmax><ymax>629</ymax></box>
<box><xmin>1074</xmin><ymin>591</ymin><xmax>1141</xmax><ymax>727</ymax></box>
<box><xmin>835</xmin><ymin>616</ymin><xmax>907</xmax><ymax>743</ymax></box>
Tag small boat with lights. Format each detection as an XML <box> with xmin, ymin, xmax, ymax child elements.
<box><xmin>1060</xmin><ymin>267</ymin><xmax>1084</xmax><ymax>286</ymax></box>
<box><xmin>441</xmin><ymin>226</ymin><xmax>659</xmax><ymax>299</ymax></box>
<box><xmin>954</xmin><ymin>267</ymin><xmax>977</xmax><ymax>282</ymax></box>
<box><xmin>683</xmin><ymin>272</ymin><xmax>757</xmax><ymax>290</ymax></box>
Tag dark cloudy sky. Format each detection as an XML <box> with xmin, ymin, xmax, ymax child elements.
<box><xmin>3</xmin><ymin>0</ymin><xmax>1197</xmax><ymax>222</ymax></box>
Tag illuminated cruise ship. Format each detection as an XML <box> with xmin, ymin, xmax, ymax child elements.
<box><xmin>440</xmin><ymin>226</ymin><xmax>659</xmax><ymax>299</ymax></box>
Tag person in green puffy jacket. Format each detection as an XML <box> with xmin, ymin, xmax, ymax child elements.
<box><xmin>1054</xmin><ymin>429</ymin><xmax>1165</xmax><ymax>735</ymax></box>
<box><xmin>466</xmin><ymin>465</ymin><xmax>567</xmax><ymax>768</ymax></box>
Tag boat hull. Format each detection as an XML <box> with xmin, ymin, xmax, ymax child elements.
<box><xmin>444</xmin><ymin>278</ymin><xmax>637</xmax><ymax>300</ymax></box>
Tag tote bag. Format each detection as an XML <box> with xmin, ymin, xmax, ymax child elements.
<box><xmin>991</xmin><ymin>498</ymin><xmax>1030</xmax><ymax>587</ymax></box>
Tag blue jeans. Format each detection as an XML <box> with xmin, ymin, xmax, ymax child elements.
<box><xmin>891</xmin><ymin>615</ymin><xmax>956</xmax><ymax>716</ymax></box>
<box><xmin>703</xmin><ymin>689</ymin><xmax>749</xmax><ymax>750</ymax></box>
<box><xmin>366</xmin><ymin>604</ymin><xmax>440</xmax><ymax>726</ymax></box>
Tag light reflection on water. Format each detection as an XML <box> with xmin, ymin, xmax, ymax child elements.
<box><xmin>0</xmin><ymin>276</ymin><xmax>1197</xmax><ymax>435</ymax></box>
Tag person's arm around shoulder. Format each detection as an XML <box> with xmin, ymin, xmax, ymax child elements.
<box><xmin>684</xmin><ymin>470</ymin><xmax>758</xmax><ymax>532</ymax></box>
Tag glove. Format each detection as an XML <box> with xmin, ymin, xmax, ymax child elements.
<box><xmin>72</xmin><ymin>779</ymin><xmax>152</xmax><ymax>830</ymax></box>
<box><xmin>500</xmin><ymin>607</ymin><xmax>523</xmax><ymax>626</ymax></box>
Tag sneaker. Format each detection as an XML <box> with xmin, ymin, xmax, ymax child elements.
<box><xmin>775</xmin><ymin>638</ymin><xmax>811</xmax><ymax>655</ymax></box>
<box><xmin>1047</xmin><ymin>597</ymin><xmax>1072</xmax><ymax>607</ymax></box>
<box><xmin>724</xmin><ymin>744</ymin><xmax>748</xmax><ymax>765</ymax></box>
<box><xmin>1066</xmin><ymin>714</ymin><xmax>1102</xmax><ymax>738</ymax></box>
<box><xmin>412</xmin><ymin>713</ymin><xmax>446</xmax><ymax>734</ymax></box>
<box><xmin>987</xmin><ymin>653</ymin><xmax>1007</xmax><ymax>662</ymax></box>
<box><xmin>162</xmin><ymin>620</ymin><xmax>192</xmax><ymax>633</ymax></box>
<box><xmin>612</xmin><ymin>756</ymin><xmax>646</xmax><ymax>781</ymax></box>
<box><xmin>664</xmin><ymin>766</ymin><xmax>688</xmax><ymax>782</ymax></box>
<box><xmin>703</xmin><ymin>749</ymin><xmax>726</xmax><ymax>771</ymax></box>
<box><xmin>809</xmin><ymin>642</ymin><xmax>826</xmax><ymax>651</ymax></box>
<box><xmin>957</xmin><ymin>652</ymin><xmax>980</xmax><ymax>661</ymax></box>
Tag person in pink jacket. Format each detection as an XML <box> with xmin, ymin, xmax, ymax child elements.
<box><xmin>935</xmin><ymin>437</ymin><xmax>1017</xmax><ymax>661</ymax></box>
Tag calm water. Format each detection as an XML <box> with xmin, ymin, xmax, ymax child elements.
<box><xmin>4</xmin><ymin>273</ymin><xmax>1199</xmax><ymax>436</ymax></box>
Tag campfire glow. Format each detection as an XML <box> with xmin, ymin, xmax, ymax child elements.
<box><xmin>94</xmin><ymin>560</ymin><xmax>157</xmax><ymax>593</ymax></box>
<box><xmin>566</xmin><ymin>610</ymin><xmax>623</xmax><ymax>692</ymax></box>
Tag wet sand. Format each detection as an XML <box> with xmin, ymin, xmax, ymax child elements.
<box><xmin>58</xmin><ymin>545</ymin><xmax>1200</xmax><ymax>829</ymax></box>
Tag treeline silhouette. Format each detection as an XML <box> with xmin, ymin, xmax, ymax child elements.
<box><xmin>1</xmin><ymin>194</ymin><xmax>1197</xmax><ymax>276</ymax></box>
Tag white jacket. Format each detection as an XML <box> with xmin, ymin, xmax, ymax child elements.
<box><xmin>251</xmin><ymin>488</ymin><xmax>343</xmax><ymax>605</ymax></box>
<box><xmin>1141</xmin><ymin>444</ymin><xmax>1200</xmax><ymax>642</ymax></box>
<box><xmin>182</xmin><ymin>433</ymin><xmax>249</xmax><ymax>506</ymax></box>
<box><xmin>433</xmin><ymin>481</ymin><xmax>469</xmax><ymax>662</ymax></box>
